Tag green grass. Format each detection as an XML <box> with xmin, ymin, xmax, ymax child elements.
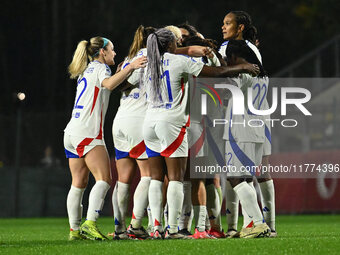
<box><xmin>0</xmin><ymin>215</ymin><xmax>339</xmax><ymax>255</ymax></box>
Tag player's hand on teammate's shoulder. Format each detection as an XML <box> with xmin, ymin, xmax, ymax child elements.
<box><xmin>243</xmin><ymin>63</ymin><xmax>260</xmax><ymax>76</ymax></box>
<box><xmin>203</xmin><ymin>47</ymin><xmax>214</xmax><ymax>59</ymax></box>
<box><xmin>130</xmin><ymin>56</ymin><xmax>147</xmax><ymax>69</ymax></box>
<box><xmin>115</xmin><ymin>61</ymin><xmax>124</xmax><ymax>74</ymax></box>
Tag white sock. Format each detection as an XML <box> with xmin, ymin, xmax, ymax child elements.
<box><xmin>167</xmin><ymin>181</ymin><xmax>184</xmax><ymax>234</ymax></box>
<box><xmin>112</xmin><ymin>182</ymin><xmax>129</xmax><ymax>232</ymax></box>
<box><xmin>149</xmin><ymin>180</ymin><xmax>163</xmax><ymax>232</ymax></box>
<box><xmin>179</xmin><ymin>181</ymin><xmax>192</xmax><ymax>230</ymax></box>
<box><xmin>205</xmin><ymin>213</ymin><xmax>211</xmax><ymax>230</ymax></box>
<box><xmin>242</xmin><ymin>182</ymin><xmax>257</xmax><ymax>228</ymax></box>
<box><xmin>67</xmin><ymin>186</ymin><xmax>85</xmax><ymax>230</ymax></box>
<box><xmin>112</xmin><ymin>183</ymin><xmax>120</xmax><ymax>230</ymax></box>
<box><xmin>164</xmin><ymin>203</ymin><xmax>168</xmax><ymax>229</ymax></box>
<box><xmin>117</xmin><ymin>182</ymin><xmax>130</xmax><ymax>231</ymax></box>
<box><xmin>187</xmin><ymin>207</ymin><xmax>194</xmax><ymax>232</ymax></box>
<box><xmin>87</xmin><ymin>180</ymin><xmax>110</xmax><ymax>222</ymax></box>
<box><xmin>193</xmin><ymin>205</ymin><xmax>206</xmax><ymax>232</ymax></box>
<box><xmin>233</xmin><ymin>182</ymin><xmax>263</xmax><ymax>225</ymax></box>
<box><xmin>131</xmin><ymin>177</ymin><xmax>151</xmax><ymax>228</ymax></box>
<box><xmin>214</xmin><ymin>187</ymin><xmax>222</xmax><ymax>230</ymax></box>
<box><xmin>259</xmin><ymin>180</ymin><xmax>276</xmax><ymax>230</ymax></box>
<box><xmin>206</xmin><ymin>184</ymin><xmax>222</xmax><ymax>231</ymax></box>
<box><xmin>147</xmin><ymin>205</ymin><xmax>153</xmax><ymax>230</ymax></box>
<box><xmin>225</xmin><ymin>180</ymin><xmax>239</xmax><ymax>230</ymax></box>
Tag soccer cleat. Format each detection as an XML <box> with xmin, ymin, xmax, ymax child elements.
<box><xmin>208</xmin><ymin>228</ymin><xmax>226</xmax><ymax>238</ymax></box>
<box><xmin>226</xmin><ymin>229</ymin><xmax>239</xmax><ymax>238</ymax></box>
<box><xmin>152</xmin><ymin>230</ymin><xmax>164</xmax><ymax>240</ymax></box>
<box><xmin>178</xmin><ymin>228</ymin><xmax>192</xmax><ymax>236</ymax></box>
<box><xmin>146</xmin><ymin>225</ymin><xmax>153</xmax><ymax>236</ymax></box>
<box><xmin>269</xmin><ymin>230</ymin><xmax>277</xmax><ymax>238</ymax></box>
<box><xmin>112</xmin><ymin>231</ymin><xmax>130</xmax><ymax>240</ymax></box>
<box><xmin>80</xmin><ymin>220</ymin><xmax>108</xmax><ymax>241</ymax></box>
<box><xmin>240</xmin><ymin>223</ymin><xmax>270</xmax><ymax>238</ymax></box>
<box><xmin>127</xmin><ymin>224</ymin><xmax>150</xmax><ymax>240</ymax></box>
<box><xmin>165</xmin><ymin>230</ymin><xmax>193</xmax><ymax>239</ymax></box>
<box><xmin>69</xmin><ymin>229</ymin><xmax>87</xmax><ymax>241</ymax></box>
<box><xmin>192</xmin><ymin>228</ymin><xmax>216</xmax><ymax>239</ymax></box>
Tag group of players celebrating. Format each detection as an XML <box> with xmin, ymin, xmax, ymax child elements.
<box><xmin>64</xmin><ymin>10</ymin><xmax>276</xmax><ymax>241</ymax></box>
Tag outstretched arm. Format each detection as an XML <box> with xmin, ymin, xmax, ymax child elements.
<box><xmin>101</xmin><ymin>56</ymin><xmax>147</xmax><ymax>90</ymax></box>
<box><xmin>175</xmin><ymin>46</ymin><xmax>212</xmax><ymax>57</ymax></box>
<box><xmin>198</xmin><ymin>63</ymin><xmax>260</xmax><ymax>77</ymax></box>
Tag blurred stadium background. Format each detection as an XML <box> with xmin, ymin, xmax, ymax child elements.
<box><xmin>0</xmin><ymin>0</ymin><xmax>339</xmax><ymax>217</ymax></box>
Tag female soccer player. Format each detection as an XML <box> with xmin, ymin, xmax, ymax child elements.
<box><xmin>111</xmin><ymin>25</ymin><xmax>155</xmax><ymax>240</ymax></box>
<box><xmin>223</xmin><ymin>39</ymin><xmax>270</xmax><ymax>238</ymax></box>
<box><xmin>219</xmin><ymin>11</ymin><xmax>276</xmax><ymax>238</ymax></box>
<box><xmin>144</xmin><ymin>28</ymin><xmax>259</xmax><ymax>239</ymax></box>
<box><xmin>64</xmin><ymin>36</ymin><xmax>146</xmax><ymax>241</ymax></box>
<box><xmin>111</xmin><ymin>25</ymin><xmax>219</xmax><ymax>240</ymax></box>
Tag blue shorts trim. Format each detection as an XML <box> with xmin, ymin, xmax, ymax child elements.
<box><xmin>229</xmin><ymin>108</ymin><xmax>255</xmax><ymax>175</ymax></box>
<box><xmin>115</xmin><ymin>148</ymin><xmax>129</xmax><ymax>160</ymax></box>
<box><xmin>145</xmin><ymin>146</ymin><xmax>161</xmax><ymax>158</ymax></box>
<box><xmin>65</xmin><ymin>149</ymin><xmax>79</xmax><ymax>158</ymax></box>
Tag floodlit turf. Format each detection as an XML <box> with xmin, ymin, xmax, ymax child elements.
<box><xmin>0</xmin><ymin>215</ymin><xmax>339</xmax><ymax>255</ymax></box>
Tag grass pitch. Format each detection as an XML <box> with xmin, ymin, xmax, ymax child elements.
<box><xmin>0</xmin><ymin>215</ymin><xmax>339</xmax><ymax>255</ymax></box>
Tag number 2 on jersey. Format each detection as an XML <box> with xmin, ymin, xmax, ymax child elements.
<box><xmin>74</xmin><ymin>77</ymin><xmax>87</xmax><ymax>109</ymax></box>
<box><xmin>248</xmin><ymin>83</ymin><xmax>267</xmax><ymax>115</ymax></box>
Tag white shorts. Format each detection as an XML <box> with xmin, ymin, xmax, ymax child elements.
<box><xmin>225</xmin><ymin>140</ymin><xmax>263</xmax><ymax>177</ymax></box>
<box><xmin>143</xmin><ymin>120</ymin><xmax>188</xmax><ymax>158</ymax></box>
<box><xmin>263</xmin><ymin>124</ymin><xmax>272</xmax><ymax>156</ymax></box>
<box><xmin>64</xmin><ymin>133</ymin><xmax>105</xmax><ymax>158</ymax></box>
<box><xmin>112</xmin><ymin>117</ymin><xmax>147</xmax><ymax>160</ymax></box>
<box><xmin>188</xmin><ymin>122</ymin><xmax>207</xmax><ymax>158</ymax></box>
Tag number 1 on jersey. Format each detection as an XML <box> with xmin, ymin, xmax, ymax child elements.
<box><xmin>161</xmin><ymin>70</ymin><xmax>173</xmax><ymax>102</ymax></box>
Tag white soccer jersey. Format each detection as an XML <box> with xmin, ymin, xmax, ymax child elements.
<box><xmin>218</xmin><ymin>40</ymin><xmax>262</xmax><ymax>64</ymax></box>
<box><xmin>115</xmin><ymin>48</ymin><xmax>148</xmax><ymax>119</ymax></box>
<box><xmin>144</xmin><ymin>53</ymin><xmax>204</xmax><ymax>126</ymax></box>
<box><xmin>190</xmin><ymin>53</ymin><xmax>221</xmax><ymax>124</ymax></box>
<box><xmin>64</xmin><ymin>61</ymin><xmax>111</xmax><ymax>138</ymax></box>
<box><xmin>219</xmin><ymin>40</ymin><xmax>272</xmax><ymax>146</ymax></box>
<box><xmin>223</xmin><ymin>74</ymin><xmax>268</xmax><ymax>143</ymax></box>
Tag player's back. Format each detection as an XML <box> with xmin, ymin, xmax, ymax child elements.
<box><xmin>145</xmin><ymin>53</ymin><xmax>203</xmax><ymax>126</ymax></box>
<box><xmin>115</xmin><ymin>48</ymin><xmax>147</xmax><ymax>119</ymax></box>
<box><xmin>64</xmin><ymin>61</ymin><xmax>111</xmax><ymax>138</ymax></box>
<box><xmin>223</xmin><ymin>74</ymin><xmax>267</xmax><ymax>143</ymax></box>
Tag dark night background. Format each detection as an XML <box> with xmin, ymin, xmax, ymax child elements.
<box><xmin>1</xmin><ymin>0</ymin><xmax>339</xmax><ymax>166</ymax></box>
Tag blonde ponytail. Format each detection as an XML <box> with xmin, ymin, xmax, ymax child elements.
<box><xmin>68</xmin><ymin>40</ymin><xmax>89</xmax><ymax>79</ymax></box>
<box><xmin>128</xmin><ymin>25</ymin><xmax>145</xmax><ymax>60</ymax></box>
<box><xmin>68</xmin><ymin>37</ymin><xmax>107</xmax><ymax>79</ymax></box>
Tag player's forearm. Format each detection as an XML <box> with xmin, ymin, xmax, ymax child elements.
<box><xmin>175</xmin><ymin>46</ymin><xmax>206</xmax><ymax>57</ymax></box>
<box><xmin>199</xmin><ymin>64</ymin><xmax>245</xmax><ymax>77</ymax></box>
<box><xmin>216</xmin><ymin>64</ymin><xmax>247</xmax><ymax>77</ymax></box>
<box><xmin>102</xmin><ymin>65</ymin><xmax>133</xmax><ymax>91</ymax></box>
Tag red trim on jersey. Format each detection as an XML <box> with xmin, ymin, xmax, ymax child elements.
<box><xmin>90</xmin><ymin>86</ymin><xmax>100</xmax><ymax>115</ymax></box>
<box><xmin>95</xmin><ymin>108</ymin><xmax>103</xmax><ymax>140</ymax></box>
<box><xmin>179</xmin><ymin>78</ymin><xmax>185</xmax><ymax>104</ymax></box>
<box><xmin>154</xmin><ymin>219</ymin><xmax>161</xmax><ymax>227</ymax></box>
<box><xmin>161</xmin><ymin>126</ymin><xmax>187</xmax><ymax>157</ymax></box>
<box><xmin>129</xmin><ymin>140</ymin><xmax>146</xmax><ymax>159</ymax></box>
<box><xmin>185</xmin><ymin>116</ymin><xmax>190</xmax><ymax>127</ymax></box>
<box><xmin>132</xmin><ymin>212</ymin><xmax>136</xmax><ymax>219</ymax></box>
<box><xmin>190</xmin><ymin>119</ymin><xmax>206</xmax><ymax>157</ymax></box>
<box><xmin>76</xmin><ymin>137</ymin><xmax>94</xmax><ymax>158</ymax></box>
